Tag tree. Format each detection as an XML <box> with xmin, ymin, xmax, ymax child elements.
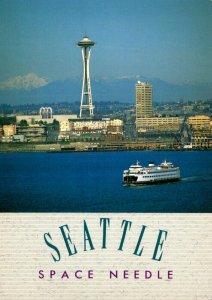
<box><xmin>19</xmin><ymin>119</ymin><xmax>28</xmax><ymax>127</ymax></box>
<box><xmin>52</xmin><ymin>119</ymin><xmax>60</xmax><ymax>130</ymax></box>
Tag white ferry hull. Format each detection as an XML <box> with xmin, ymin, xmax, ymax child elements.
<box><xmin>123</xmin><ymin>173</ymin><xmax>180</xmax><ymax>185</ymax></box>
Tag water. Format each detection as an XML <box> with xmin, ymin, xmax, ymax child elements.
<box><xmin>0</xmin><ymin>151</ymin><xmax>211</xmax><ymax>212</ymax></box>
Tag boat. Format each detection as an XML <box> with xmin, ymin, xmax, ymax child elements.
<box><xmin>123</xmin><ymin>160</ymin><xmax>180</xmax><ymax>185</ymax></box>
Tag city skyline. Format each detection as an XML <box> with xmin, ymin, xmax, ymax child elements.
<box><xmin>0</xmin><ymin>0</ymin><xmax>212</xmax><ymax>87</ymax></box>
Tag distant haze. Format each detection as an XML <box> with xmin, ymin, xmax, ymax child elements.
<box><xmin>0</xmin><ymin>74</ymin><xmax>211</xmax><ymax>105</ymax></box>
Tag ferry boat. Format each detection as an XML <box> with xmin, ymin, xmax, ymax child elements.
<box><xmin>123</xmin><ymin>160</ymin><xmax>180</xmax><ymax>185</ymax></box>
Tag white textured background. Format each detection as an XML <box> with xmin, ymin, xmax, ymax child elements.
<box><xmin>0</xmin><ymin>213</ymin><xmax>211</xmax><ymax>300</ymax></box>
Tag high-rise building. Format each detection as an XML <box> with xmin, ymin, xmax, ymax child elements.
<box><xmin>135</xmin><ymin>81</ymin><xmax>182</xmax><ymax>132</ymax></box>
<box><xmin>136</xmin><ymin>81</ymin><xmax>153</xmax><ymax>119</ymax></box>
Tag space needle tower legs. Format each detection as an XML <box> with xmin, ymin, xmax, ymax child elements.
<box><xmin>77</xmin><ymin>36</ymin><xmax>95</xmax><ymax>118</ymax></box>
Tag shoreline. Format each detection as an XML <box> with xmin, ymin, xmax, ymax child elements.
<box><xmin>0</xmin><ymin>143</ymin><xmax>211</xmax><ymax>154</ymax></box>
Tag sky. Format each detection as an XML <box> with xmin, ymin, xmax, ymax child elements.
<box><xmin>0</xmin><ymin>0</ymin><xmax>211</xmax><ymax>84</ymax></box>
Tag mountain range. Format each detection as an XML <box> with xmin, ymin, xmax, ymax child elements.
<box><xmin>0</xmin><ymin>73</ymin><xmax>211</xmax><ymax>105</ymax></box>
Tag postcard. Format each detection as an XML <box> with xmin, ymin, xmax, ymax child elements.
<box><xmin>0</xmin><ymin>1</ymin><xmax>211</xmax><ymax>299</ymax></box>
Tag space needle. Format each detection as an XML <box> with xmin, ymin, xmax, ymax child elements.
<box><xmin>77</xmin><ymin>36</ymin><xmax>95</xmax><ymax>118</ymax></box>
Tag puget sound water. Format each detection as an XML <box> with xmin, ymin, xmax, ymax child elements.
<box><xmin>0</xmin><ymin>150</ymin><xmax>211</xmax><ymax>212</ymax></box>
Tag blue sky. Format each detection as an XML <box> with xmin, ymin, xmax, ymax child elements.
<box><xmin>0</xmin><ymin>0</ymin><xmax>211</xmax><ymax>84</ymax></box>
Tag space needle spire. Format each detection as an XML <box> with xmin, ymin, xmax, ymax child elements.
<box><xmin>77</xmin><ymin>36</ymin><xmax>95</xmax><ymax>118</ymax></box>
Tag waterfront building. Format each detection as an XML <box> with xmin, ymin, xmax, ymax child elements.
<box><xmin>16</xmin><ymin>114</ymin><xmax>77</xmax><ymax>125</ymax></box>
<box><xmin>58</xmin><ymin>119</ymin><xmax>123</xmax><ymax>142</ymax></box>
<box><xmin>191</xmin><ymin>135</ymin><xmax>212</xmax><ymax>149</ymax></box>
<box><xmin>16</xmin><ymin>124</ymin><xmax>46</xmax><ymax>142</ymax></box>
<box><xmin>70</xmin><ymin>119</ymin><xmax>123</xmax><ymax>133</ymax></box>
<box><xmin>58</xmin><ymin>121</ymin><xmax>71</xmax><ymax>141</ymax></box>
<box><xmin>188</xmin><ymin>115</ymin><xmax>212</xmax><ymax>149</ymax></box>
<box><xmin>136</xmin><ymin>117</ymin><xmax>182</xmax><ymax>132</ymax></box>
<box><xmin>12</xmin><ymin>135</ymin><xmax>25</xmax><ymax>142</ymax></box>
<box><xmin>3</xmin><ymin>124</ymin><xmax>16</xmax><ymax>137</ymax></box>
<box><xmin>60</xmin><ymin>121</ymin><xmax>71</xmax><ymax>132</ymax></box>
<box><xmin>77</xmin><ymin>36</ymin><xmax>95</xmax><ymax>118</ymax></box>
<box><xmin>188</xmin><ymin>115</ymin><xmax>211</xmax><ymax>130</ymax></box>
<box><xmin>136</xmin><ymin>81</ymin><xmax>153</xmax><ymax>120</ymax></box>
